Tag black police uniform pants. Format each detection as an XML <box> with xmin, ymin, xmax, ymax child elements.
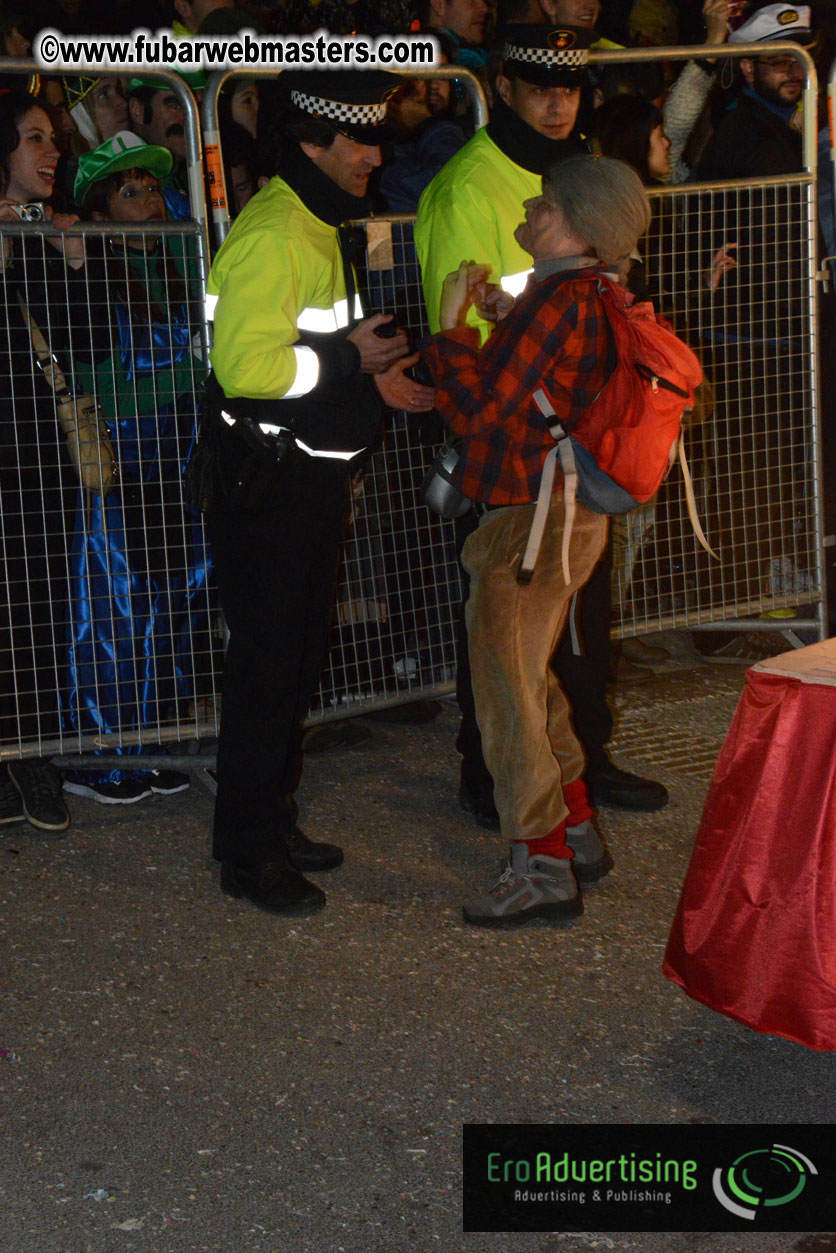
<box><xmin>454</xmin><ymin>508</ymin><xmax>614</xmax><ymax>794</ymax></box>
<box><xmin>207</xmin><ymin>435</ymin><xmax>348</xmax><ymax>870</ymax></box>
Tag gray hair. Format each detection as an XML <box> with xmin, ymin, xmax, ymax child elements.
<box><xmin>541</xmin><ymin>154</ymin><xmax>651</xmax><ymax>276</ymax></box>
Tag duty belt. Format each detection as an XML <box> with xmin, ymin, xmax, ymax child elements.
<box><xmin>221</xmin><ymin>411</ymin><xmax>363</xmax><ymax>462</ymax></box>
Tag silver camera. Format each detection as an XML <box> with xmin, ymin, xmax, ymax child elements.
<box><xmin>420</xmin><ymin>440</ymin><xmax>472</xmax><ymax>520</ymax></box>
<box><xmin>11</xmin><ymin>203</ymin><xmax>45</xmax><ymax>222</ymax></box>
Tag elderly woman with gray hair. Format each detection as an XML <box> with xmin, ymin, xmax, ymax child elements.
<box><xmin>422</xmin><ymin>154</ymin><xmax>651</xmax><ymax>928</ymax></box>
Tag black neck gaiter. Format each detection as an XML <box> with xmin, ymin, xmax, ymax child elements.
<box><xmin>276</xmin><ymin>145</ymin><xmax>371</xmax><ymax>227</ymax></box>
<box><xmin>487</xmin><ymin>95</ymin><xmax>584</xmax><ymax>176</ymax></box>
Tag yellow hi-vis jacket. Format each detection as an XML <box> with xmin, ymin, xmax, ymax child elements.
<box><xmin>205</xmin><ymin>175</ymin><xmax>378</xmax><ymax>456</ymax></box>
<box><xmin>207</xmin><ymin>175</ymin><xmax>361</xmax><ymax>401</ymax></box>
<box><xmin>414</xmin><ymin>127</ymin><xmax>540</xmax><ymax>343</ymax></box>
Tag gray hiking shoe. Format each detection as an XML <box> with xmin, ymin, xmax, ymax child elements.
<box><xmin>462</xmin><ymin>843</ymin><xmax>583</xmax><ymax>928</ymax></box>
<box><xmin>566</xmin><ymin>818</ymin><xmax>614</xmax><ymax>883</ymax></box>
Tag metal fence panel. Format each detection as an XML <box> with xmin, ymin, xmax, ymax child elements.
<box><xmin>591</xmin><ymin>42</ymin><xmax>824</xmax><ymax>637</ymax></box>
<box><xmin>314</xmin><ymin>413</ymin><xmax>461</xmax><ymax>717</ymax></box>
<box><xmin>0</xmin><ymin>62</ymin><xmax>219</xmax><ymax>762</ymax></box>
<box><xmin>1</xmin><ymin>47</ymin><xmax>826</xmax><ymax>762</ymax></box>
<box><xmin>0</xmin><ymin>221</ymin><xmax>221</xmax><ymax>760</ymax></box>
<box><xmin>612</xmin><ymin>176</ymin><xmax>822</xmax><ymax>633</ymax></box>
<box><xmin>311</xmin><ymin>215</ymin><xmax>461</xmax><ymax>717</ymax></box>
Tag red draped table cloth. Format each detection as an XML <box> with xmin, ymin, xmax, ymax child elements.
<box><xmin>664</xmin><ymin>639</ymin><xmax>836</xmax><ymax>1051</ymax></box>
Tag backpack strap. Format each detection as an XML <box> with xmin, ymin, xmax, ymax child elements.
<box><xmin>678</xmin><ymin>432</ymin><xmax>719</xmax><ymax>560</ymax></box>
<box><xmin>517</xmin><ymin>388</ymin><xmax>577</xmax><ymax>586</ymax></box>
<box><xmin>517</xmin><ymin>277</ymin><xmax>618</xmax><ymax>586</ymax></box>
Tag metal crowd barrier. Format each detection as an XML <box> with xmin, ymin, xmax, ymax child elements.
<box><xmin>335</xmin><ymin>43</ymin><xmax>827</xmax><ymax>658</ymax></box>
<box><xmin>613</xmin><ymin>171</ymin><xmax>823</xmax><ymax>636</ymax></box>
<box><xmin>595</xmin><ymin>43</ymin><xmax>825</xmax><ymax>640</ymax></box>
<box><xmin>0</xmin><ymin>62</ymin><xmax>219</xmax><ymax>763</ymax></box>
<box><xmin>0</xmin><ymin>45</ymin><xmax>828</xmax><ymax>767</ymax></box>
<box><xmin>203</xmin><ymin>66</ymin><xmax>485</xmax><ymax>721</ymax></box>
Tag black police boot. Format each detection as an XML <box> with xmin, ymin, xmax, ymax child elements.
<box><xmin>285</xmin><ymin>826</ymin><xmax>344</xmax><ymax>872</ymax></box>
<box><xmin>220</xmin><ymin>860</ymin><xmax>327</xmax><ymax>914</ymax></box>
<box><xmin>586</xmin><ymin>758</ymin><xmax>668</xmax><ymax>812</ymax></box>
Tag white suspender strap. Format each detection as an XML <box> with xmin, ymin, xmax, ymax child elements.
<box><xmin>678</xmin><ymin>433</ymin><xmax>718</xmax><ymax>560</ymax></box>
<box><xmin>518</xmin><ymin>389</ymin><xmax>577</xmax><ymax>585</ymax></box>
<box><xmin>519</xmin><ymin>396</ymin><xmax>716</xmax><ymax>587</ymax></box>
<box><xmin>518</xmin><ymin>442</ymin><xmax>560</xmax><ymax>584</ymax></box>
<box><xmin>558</xmin><ymin>435</ymin><xmax>578</xmax><ymax>586</ymax></box>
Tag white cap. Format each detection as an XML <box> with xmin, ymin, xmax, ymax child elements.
<box><xmin>728</xmin><ymin>4</ymin><xmax>813</xmax><ymax>45</ymax></box>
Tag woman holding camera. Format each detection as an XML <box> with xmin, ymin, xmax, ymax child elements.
<box><xmin>0</xmin><ymin>90</ymin><xmax>84</xmax><ymax>833</ymax></box>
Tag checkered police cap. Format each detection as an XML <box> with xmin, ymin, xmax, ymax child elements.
<box><xmin>501</xmin><ymin>24</ymin><xmax>592</xmax><ymax>85</ymax></box>
<box><xmin>503</xmin><ymin>42</ymin><xmax>588</xmax><ymax>69</ymax></box>
<box><xmin>289</xmin><ymin>90</ymin><xmax>389</xmax><ymax>127</ymax></box>
<box><xmin>280</xmin><ymin>70</ymin><xmax>398</xmax><ymax>142</ymax></box>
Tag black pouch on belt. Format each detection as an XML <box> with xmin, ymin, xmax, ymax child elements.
<box><xmin>187</xmin><ymin>373</ymin><xmax>295</xmax><ymax>512</ymax></box>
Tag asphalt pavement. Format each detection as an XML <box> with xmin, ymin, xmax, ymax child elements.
<box><xmin>2</xmin><ymin>631</ymin><xmax>835</xmax><ymax>1253</ymax></box>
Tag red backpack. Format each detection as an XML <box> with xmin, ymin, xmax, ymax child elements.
<box><xmin>519</xmin><ymin>274</ymin><xmax>711</xmax><ymax>584</ymax></box>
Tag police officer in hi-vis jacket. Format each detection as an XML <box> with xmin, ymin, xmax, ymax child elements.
<box><xmin>203</xmin><ymin>71</ymin><xmax>435</xmax><ymax>915</ymax></box>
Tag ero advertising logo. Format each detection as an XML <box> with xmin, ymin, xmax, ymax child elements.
<box><xmin>713</xmin><ymin>1143</ymin><xmax>818</xmax><ymax>1221</ymax></box>
<box><xmin>463</xmin><ymin>1124</ymin><xmax>836</xmax><ymax>1233</ymax></box>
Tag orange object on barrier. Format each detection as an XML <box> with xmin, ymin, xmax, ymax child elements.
<box><xmin>205</xmin><ymin>143</ymin><xmax>226</xmax><ymax>211</ymax></box>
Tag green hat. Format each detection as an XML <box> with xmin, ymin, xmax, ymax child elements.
<box><xmin>74</xmin><ymin>130</ymin><xmax>173</xmax><ymax>206</ymax></box>
<box><xmin>127</xmin><ymin>68</ymin><xmax>207</xmax><ymax>94</ymax></box>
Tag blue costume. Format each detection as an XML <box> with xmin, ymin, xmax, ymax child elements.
<box><xmin>62</xmin><ymin>238</ymin><xmax>212</xmax><ymax>782</ymax></box>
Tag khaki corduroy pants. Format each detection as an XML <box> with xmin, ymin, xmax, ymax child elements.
<box><xmin>462</xmin><ymin>492</ymin><xmax>608</xmax><ymax>841</ymax></box>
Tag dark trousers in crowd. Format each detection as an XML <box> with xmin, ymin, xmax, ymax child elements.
<box><xmin>0</xmin><ymin>471</ymin><xmax>69</xmax><ymax>748</ymax></box>
<box><xmin>706</xmin><ymin>339</ymin><xmax>813</xmax><ymax>601</ymax></box>
<box><xmin>207</xmin><ymin>430</ymin><xmax>348</xmax><ymax>871</ymax></box>
<box><xmin>454</xmin><ymin>507</ymin><xmax>614</xmax><ymax>794</ymax></box>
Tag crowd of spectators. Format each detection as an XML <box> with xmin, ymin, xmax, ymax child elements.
<box><xmin>0</xmin><ymin>0</ymin><xmax>833</xmax><ymax>853</ymax></box>
<box><xmin>2</xmin><ymin>0</ymin><xmax>833</xmax><ymax>226</ymax></box>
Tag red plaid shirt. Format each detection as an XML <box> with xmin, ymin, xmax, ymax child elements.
<box><xmin>423</xmin><ymin>267</ymin><xmax>613</xmax><ymax>505</ymax></box>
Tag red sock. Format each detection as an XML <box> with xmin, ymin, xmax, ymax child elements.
<box><xmin>563</xmin><ymin>777</ymin><xmax>594</xmax><ymax>827</ymax></box>
<box><xmin>513</xmin><ymin>819</ymin><xmax>573</xmax><ymax>861</ymax></box>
